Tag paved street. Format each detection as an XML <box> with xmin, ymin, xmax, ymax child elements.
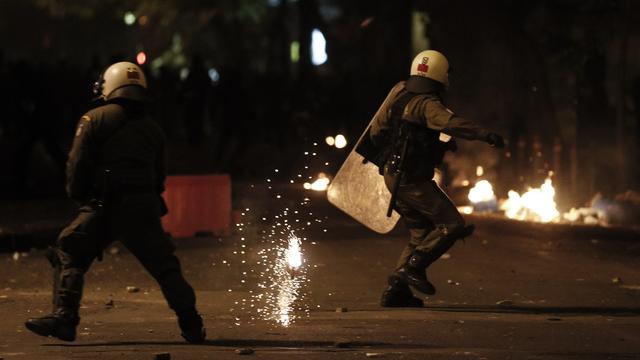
<box><xmin>1</xmin><ymin>195</ymin><xmax>639</xmax><ymax>360</ymax></box>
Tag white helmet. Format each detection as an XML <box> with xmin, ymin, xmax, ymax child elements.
<box><xmin>94</xmin><ymin>61</ymin><xmax>148</xmax><ymax>101</ymax></box>
<box><xmin>409</xmin><ymin>50</ymin><xmax>449</xmax><ymax>86</ymax></box>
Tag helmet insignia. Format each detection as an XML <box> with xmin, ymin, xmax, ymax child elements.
<box><xmin>417</xmin><ymin>57</ymin><xmax>429</xmax><ymax>73</ymax></box>
<box><xmin>127</xmin><ymin>69</ymin><xmax>140</xmax><ymax>80</ymax></box>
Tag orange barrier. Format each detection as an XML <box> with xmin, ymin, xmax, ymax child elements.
<box><xmin>161</xmin><ymin>175</ymin><xmax>232</xmax><ymax>238</ymax></box>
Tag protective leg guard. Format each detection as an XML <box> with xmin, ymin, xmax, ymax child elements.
<box><xmin>380</xmin><ymin>277</ymin><xmax>424</xmax><ymax>308</ymax></box>
<box><xmin>177</xmin><ymin>309</ymin><xmax>206</xmax><ymax>343</ymax></box>
<box><xmin>391</xmin><ymin>251</ymin><xmax>436</xmax><ymax>295</ymax></box>
<box><xmin>25</xmin><ymin>308</ymin><xmax>79</xmax><ymax>342</ymax></box>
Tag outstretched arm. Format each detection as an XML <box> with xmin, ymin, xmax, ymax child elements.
<box><xmin>420</xmin><ymin>99</ymin><xmax>504</xmax><ymax>147</ymax></box>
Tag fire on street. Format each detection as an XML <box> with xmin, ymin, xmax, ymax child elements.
<box><xmin>1</xmin><ymin>195</ymin><xmax>639</xmax><ymax>360</ymax></box>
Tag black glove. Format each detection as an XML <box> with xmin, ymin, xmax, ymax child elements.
<box><xmin>486</xmin><ymin>133</ymin><xmax>505</xmax><ymax>148</ymax></box>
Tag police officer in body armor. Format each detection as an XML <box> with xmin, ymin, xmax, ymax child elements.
<box><xmin>25</xmin><ymin>62</ymin><xmax>206</xmax><ymax>343</ymax></box>
<box><xmin>370</xmin><ymin>50</ymin><xmax>505</xmax><ymax>307</ymax></box>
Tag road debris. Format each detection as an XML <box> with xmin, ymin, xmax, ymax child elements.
<box><xmin>612</xmin><ymin>277</ymin><xmax>622</xmax><ymax>284</ymax></box>
<box><xmin>336</xmin><ymin>307</ymin><xmax>348</xmax><ymax>313</ymax></box>
<box><xmin>496</xmin><ymin>299</ymin><xmax>514</xmax><ymax>306</ymax></box>
<box><xmin>126</xmin><ymin>286</ymin><xmax>140</xmax><ymax>293</ymax></box>
<box><xmin>235</xmin><ymin>348</ymin><xmax>255</xmax><ymax>355</ymax></box>
<box><xmin>153</xmin><ymin>353</ymin><xmax>171</xmax><ymax>360</ymax></box>
<box><xmin>547</xmin><ymin>317</ymin><xmax>563</xmax><ymax>321</ymax></box>
<box><xmin>334</xmin><ymin>339</ymin><xmax>352</xmax><ymax>348</ymax></box>
<box><xmin>104</xmin><ymin>299</ymin><xmax>114</xmax><ymax>309</ymax></box>
<box><xmin>366</xmin><ymin>353</ymin><xmax>385</xmax><ymax>358</ymax></box>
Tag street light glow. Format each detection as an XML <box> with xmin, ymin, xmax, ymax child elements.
<box><xmin>136</xmin><ymin>51</ymin><xmax>147</xmax><ymax>65</ymax></box>
<box><xmin>124</xmin><ymin>12</ymin><xmax>136</xmax><ymax>26</ymax></box>
<box><xmin>311</xmin><ymin>28</ymin><xmax>328</xmax><ymax>66</ymax></box>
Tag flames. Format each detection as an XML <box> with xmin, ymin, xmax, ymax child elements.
<box><xmin>465</xmin><ymin>173</ymin><xmax>563</xmax><ymax>223</ymax></box>
<box><xmin>468</xmin><ymin>180</ymin><xmax>496</xmax><ymax>204</ymax></box>
<box><xmin>500</xmin><ymin>178</ymin><xmax>560</xmax><ymax>223</ymax></box>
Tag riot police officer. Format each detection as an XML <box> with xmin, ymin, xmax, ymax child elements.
<box><xmin>370</xmin><ymin>50</ymin><xmax>505</xmax><ymax>307</ymax></box>
<box><xmin>25</xmin><ymin>62</ymin><xmax>206</xmax><ymax>343</ymax></box>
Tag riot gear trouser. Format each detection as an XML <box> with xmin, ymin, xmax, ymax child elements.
<box><xmin>27</xmin><ymin>194</ymin><xmax>199</xmax><ymax>341</ymax></box>
<box><xmin>384</xmin><ymin>172</ymin><xmax>474</xmax><ymax>294</ymax></box>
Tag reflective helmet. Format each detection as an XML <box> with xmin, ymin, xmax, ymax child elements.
<box><xmin>94</xmin><ymin>62</ymin><xmax>148</xmax><ymax>101</ymax></box>
<box><xmin>409</xmin><ymin>50</ymin><xmax>449</xmax><ymax>86</ymax></box>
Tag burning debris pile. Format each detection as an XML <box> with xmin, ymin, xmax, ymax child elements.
<box><xmin>500</xmin><ymin>178</ymin><xmax>560</xmax><ymax>223</ymax></box>
<box><xmin>461</xmin><ymin>167</ymin><xmax>639</xmax><ymax>228</ymax></box>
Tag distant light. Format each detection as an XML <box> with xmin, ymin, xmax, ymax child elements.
<box><xmin>138</xmin><ymin>15</ymin><xmax>149</xmax><ymax>26</ymax></box>
<box><xmin>267</xmin><ymin>0</ymin><xmax>281</xmax><ymax>6</ymax></box>
<box><xmin>461</xmin><ymin>179</ymin><xmax>470</xmax><ymax>187</ymax></box>
<box><xmin>334</xmin><ymin>134</ymin><xmax>347</xmax><ymax>149</ymax></box>
<box><xmin>311</xmin><ymin>28</ymin><xmax>327</xmax><ymax>66</ymax></box>
<box><xmin>290</xmin><ymin>41</ymin><xmax>300</xmax><ymax>63</ymax></box>
<box><xmin>136</xmin><ymin>51</ymin><xmax>147</xmax><ymax>65</ymax></box>
<box><xmin>179</xmin><ymin>68</ymin><xmax>190</xmax><ymax>81</ymax></box>
<box><xmin>325</xmin><ymin>136</ymin><xmax>335</xmax><ymax>146</ymax></box>
<box><xmin>476</xmin><ymin>166</ymin><xmax>484</xmax><ymax>177</ymax></box>
<box><xmin>208</xmin><ymin>68</ymin><xmax>220</xmax><ymax>83</ymax></box>
<box><xmin>124</xmin><ymin>12</ymin><xmax>136</xmax><ymax>26</ymax></box>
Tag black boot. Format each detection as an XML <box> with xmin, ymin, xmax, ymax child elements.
<box><xmin>393</xmin><ymin>224</ymin><xmax>476</xmax><ymax>295</ymax></box>
<box><xmin>25</xmin><ymin>308</ymin><xmax>79</xmax><ymax>342</ymax></box>
<box><xmin>178</xmin><ymin>310</ymin><xmax>206</xmax><ymax>343</ymax></box>
<box><xmin>392</xmin><ymin>251</ymin><xmax>436</xmax><ymax>295</ymax></box>
<box><xmin>380</xmin><ymin>276</ymin><xmax>424</xmax><ymax>307</ymax></box>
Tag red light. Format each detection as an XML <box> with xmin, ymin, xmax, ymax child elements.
<box><xmin>136</xmin><ymin>51</ymin><xmax>147</xmax><ymax>65</ymax></box>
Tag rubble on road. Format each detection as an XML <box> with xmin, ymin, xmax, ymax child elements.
<box><xmin>235</xmin><ymin>348</ymin><xmax>254</xmax><ymax>355</ymax></box>
<box><xmin>104</xmin><ymin>299</ymin><xmax>114</xmax><ymax>309</ymax></box>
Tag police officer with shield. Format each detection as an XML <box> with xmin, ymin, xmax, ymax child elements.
<box><xmin>25</xmin><ymin>62</ymin><xmax>206</xmax><ymax>343</ymax></box>
<box><xmin>370</xmin><ymin>50</ymin><xmax>505</xmax><ymax>307</ymax></box>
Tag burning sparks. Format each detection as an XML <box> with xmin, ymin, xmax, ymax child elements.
<box><xmin>303</xmin><ymin>173</ymin><xmax>330</xmax><ymax>191</ymax></box>
<box><xmin>325</xmin><ymin>134</ymin><xmax>347</xmax><ymax>149</ymax></box>
<box><xmin>232</xmin><ymin>139</ymin><xmax>333</xmax><ymax>327</ymax></box>
<box><xmin>325</xmin><ymin>136</ymin><xmax>335</xmax><ymax>146</ymax></box>
<box><xmin>334</xmin><ymin>134</ymin><xmax>347</xmax><ymax>149</ymax></box>
<box><xmin>285</xmin><ymin>234</ymin><xmax>302</xmax><ymax>269</ymax></box>
<box><xmin>256</xmin><ymin>232</ymin><xmax>307</xmax><ymax>327</ymax></box>
<box><xmin>501</xmin><ymin>178</ymin><xmax>560</xmax><ymax>223</ymax></box>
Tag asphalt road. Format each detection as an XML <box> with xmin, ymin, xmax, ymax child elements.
<box><xmin>1</xmin><ymin>196</ymin><xmax>639</xmax><ymax>360</ymax></box>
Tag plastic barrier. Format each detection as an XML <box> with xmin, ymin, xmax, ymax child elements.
<box><xmin>161</xmin><ymin>174</ymin><xmax>231</xmax><ymax>238</ymax></box>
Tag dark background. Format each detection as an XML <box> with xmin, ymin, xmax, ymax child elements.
<box><xmin>0</xmin><ymin>0</ymin><xmax>638</xmax><ymax>208</ymax></box>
